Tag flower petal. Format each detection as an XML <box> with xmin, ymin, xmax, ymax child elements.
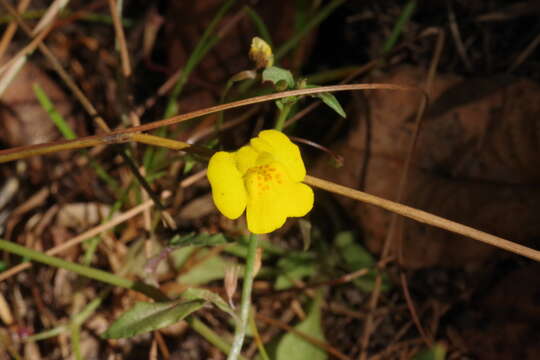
<box><xmin>246</xmin><ymin>187</ymin><xmax>287</xmax><ymax>234</ymax></box>
<box><xmin>250</xmin><ymin>130</ymin><xmax>306</xmax><ymax>182</ymax></box>
<box><xmin>207</xmin><ymin>151</ymin><xmax>247</xmax><ymax>219</ymax></box>
<box><xmin>282</xmin><ymin>182</ymin><xmax>314</xmax><ymax>217</ymax></box>
<box><xmin>233</xmin><ymin>145</ymin><xmax>259</xmax><ymax>175</ymax></box>
<box><xmin>243</xmin><ymin>160</ymin><xmax>313</xmax><ymax>234</ymax></box>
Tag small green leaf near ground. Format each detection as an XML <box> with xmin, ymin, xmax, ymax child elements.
<box><xmin>102</xmin><ymin>299</ymin><xmax>206</xmax><ymax>339</ymax></box>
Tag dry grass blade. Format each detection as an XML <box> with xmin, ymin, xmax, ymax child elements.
<box><xmin>447</xmin><ymin>1</ymin><xmax>472</xmax><ymax>71</ymax></box>
<box><xmin>108</xmin><ymin>0</ymin><xmax>131</xmax><ymax>77</ymax></box>
<box><xmin>508</xmin><ymin>32</ymin><xmax>540</xmax><ymax>72</ymax></box>
<box><xmin>102</xmin><ymin>83</ymin><xmax>426</xmax><ymax>137</ymax></box>
<box><xmin>0</xmin><ymin>197</ymin><xmax>157</xmax><ymax>282</ymax></box>
<box><xmin>400</xmin><ymin>272</ymin><xmax>432</xmax><ymax>347</ymax></box>
<box><xmin>0</xmin><ymin>169</ymin><xmax>206</xmax><ymax>282</ymax></box>
<box><xmin>0</xmin><ymin>0</ymin><xmax>110</xmax><ymax>132</ymax></box>
<box><xmin>32</xmin><ymin>0</ymin><xmax>69</xmax><ymax>35</ymax></box>
<box><xmin>0</xmin><ymin>0</ymin><xmax>31</xmax><ymax>59</ymax></box>
<box><xmin>0</xmin><ymin>23</ymin><xmax>54</xmax><ymax>77</ymax></box>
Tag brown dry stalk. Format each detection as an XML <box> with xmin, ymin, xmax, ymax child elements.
<box><xmin>304</xmin><ymin>175</ymin><xmax>540</xmax><ymax>262</ymax></box>
<box><xmin>0</xmin><ymin>83</ymin><xmax>423</xmax><ymax>163</ymax></box>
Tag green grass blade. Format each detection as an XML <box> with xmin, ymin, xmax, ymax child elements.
<box><xmin>33</xmin><ymin>83</ymin><xmax>77</xmax><ymax>140</ymax></box>
<box><xmin>381</xmin><ymin>0</ymin><xmax>417</xmax><ymax>55</ymax></box>
<box><xmin>33</xmin><ymin>82</ymin><xmax>120</xmax><ymax>190</ymax></box>
<box><xmin>275</xmin><ymin>0</ymin><xmax>346</xmax><ymax>61</ymax></box>
<box><xmin>244</xmin><ymin>6</ymin><xmax>272</xmax><ymax>45</ymax></box>
<box><xmin>164</xmin><ymin>0</ymin><xmax>236</xmax><ymax>118</ymax></box>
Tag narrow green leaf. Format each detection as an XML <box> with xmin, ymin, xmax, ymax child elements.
<box><xmin>275</xmin><ymin>296</ymin><xmax>327</xmax><ymax>360</ymax></box>
<box><xmin>262</xmin><ymin>66</ymin><xmax>295</xmax><ymax>89</ymax></box>
<box><xmin>381</xmin><ymin>0</ymin><xmax>417</xmax><ymax>55</ymax></box>
<box><xmin>169</xmin><ymin>232</ymin><xmax>229</xmax><ymax>247</ymax></box>
<box><xmin>413</xmin><ymin>344</ymin><xmax>446</xmax><ymax>360</ymax></box>
<box><xmin>313</xmin><ymin>92</ymin><xmax>346</xmax><ymax>118</ymax></box>
<box><xmin>244</xmin><ymin>7</ymin><xmax>273</xmax><ymax>46</ymax></box>
<box><xmin>102</xmin><ymin>299</ymin><xmax>205</xmax><ymax>339</ymax></box>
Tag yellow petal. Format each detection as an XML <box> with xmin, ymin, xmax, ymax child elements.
<box><xmin>207</xmin><ymin>151</ymin><xmax>247</xmax><ymax>219</ymax></box>
<box><xmin>250</xmin><ymin>130</ymin><xmax>306</xmax><ymax>182</ymax></box>
<box><xmin>281</xmin><ymin>182</ymin><xmax>314</xmax><ymax>217</ymax></box>
<box><xmin>233</xmin><ymin>145</ymin><xmax>259</xmax><ymax>175</ymax></box>
<box><xmin>246</xmin><ymin>189</ymin><xmax>287</xmax><ymax>234</ymax></box>
<box><xmin>243</xmin><ymin>160</ymin><xmax>312</xmax><ymax>234</ymax></box>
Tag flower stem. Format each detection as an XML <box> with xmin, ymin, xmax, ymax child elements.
<box><xmin>274</xmin><ymin>102</ymin><xmax>292</xmax><ymax>131</ymax></box>
<box><xmin>228</xmin><ymin>233</ymin><xmax>258</xmax><ymax>360</ymax></box>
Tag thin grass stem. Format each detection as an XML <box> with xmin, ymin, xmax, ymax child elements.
<box><xmin>0</xmin><ymin>239</ymin><xmax>168</xmax><ymax>301</ymax></box>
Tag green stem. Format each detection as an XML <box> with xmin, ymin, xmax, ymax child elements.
<box><xmin>274</xmin><ymin>102</ymin><xmax>293</xmax><ymax>131</ymax></box>
<box><xmin>227</xmin><ymin>233</ymin><xmax>258</xmax><ymax>360</ymax></box>
<box><xmin>71</xmin><ymin>323</ymin><xmax>82</xmax><ymax>360</ymax></box>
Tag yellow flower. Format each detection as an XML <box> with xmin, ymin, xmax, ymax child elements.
<box><xmin>207</xmin><ymin>130</ymin><xmax>314</xmax><ymax>234</ymax></box>
<box><xmin>249</xmin><ymin>37</ymin><xmax>274</xmax><ymax>69</ymax></box>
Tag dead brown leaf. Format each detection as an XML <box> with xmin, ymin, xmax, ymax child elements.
<box><xmin>316</xmin><ymin>66</ymin><xmax>540</xmax><ymax>268</ymax></box>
